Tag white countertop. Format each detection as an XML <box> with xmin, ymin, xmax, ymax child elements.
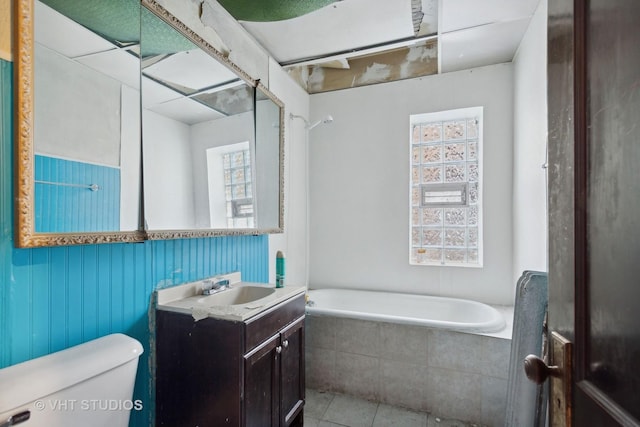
<box><xmin>155</xmin><ymin>274</ymin><xmax>305</xmax><ymax>322</ymax></box>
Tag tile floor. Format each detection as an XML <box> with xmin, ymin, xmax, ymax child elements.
<box><xmin>304</xmin><ymin>389</ymin><xmax>487</xmax><ymax>427</ymax></box>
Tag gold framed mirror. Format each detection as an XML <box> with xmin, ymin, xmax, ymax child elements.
<box><xmin>14</xmin><ymin>0</ymin><xmax>285</xmax><ymax>247</ymax></box>
<box><xmin>14</xmin><ymin>0</ymin><xmax>145</xmax><ymax>247</ymax></box>
<box><xmin>141</xmin><ymin>0</ymin><xmax>285</xmax><ymax>239</ymax></box>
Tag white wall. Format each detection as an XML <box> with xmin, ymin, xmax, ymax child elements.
<box><xmin>34</xmin><ymin>44</ymin><xmax>121</xmax><ymax>167</ymax></box>
<box><xmin>120</xmin><ymin>85</ymin><xmax>141</xmax><ymax>231</ymax></box>
<box><xmin>255</xmin><ymin>97</ymin><xmax>282</xmax><ymax>230</ymax></box>
<box><xmin>143</xmin><ymin>110</ymin><xmax>195</xmax><ymax>229</ymax></box>
<box><xmin>309</xmin><ymin>64</ymin><xmax>514</xmax><ymax>305</ymax></box>
<box><xmin>267</xmin><ymin>58</ymin><xmax>311</xmax><ymax>287</ymax></box>
<box><xmin>512</xmin><ymin>0</ymin><xmax>548</xmax><ymax>287</ymax></box>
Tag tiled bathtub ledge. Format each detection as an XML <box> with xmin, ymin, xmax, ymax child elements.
<box><xmin>305</xmin><ymin>309</ymin><xmax>513</xmax><ymax>427</ymax></box>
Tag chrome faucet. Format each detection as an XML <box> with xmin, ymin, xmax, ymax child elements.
<box><xmin>201</xmin><ymin>278</ymin><xmax>230</xmax><ymax>295</ymax></box>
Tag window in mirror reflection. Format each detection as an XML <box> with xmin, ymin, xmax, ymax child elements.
<box><xmin>141</xmin><ymin>6</ymin><xmax>257</xmax><ymax>231</ymax></box>
<box><xmin>206</xmin><ymin>143</ymin><xmax>255</xmax><ymax>229</ymax></box>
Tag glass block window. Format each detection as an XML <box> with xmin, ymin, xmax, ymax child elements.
<box><xmin>223</xmin><ymin>149</ymin><xmax>254</xmax><ymax>228</ymax></box>
<box><xmin>410</xmin><ymin>107</ymin><xmax>483</xmax><ymax>267</ymax></box>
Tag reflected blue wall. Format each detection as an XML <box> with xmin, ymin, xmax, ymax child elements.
<box><xmin>0</xmin><ymin>59</ymin><xmax>269</xmax><ymax>427</ymax></box>
<box><xmin>35</xmin><ymin>155</ymin><xmax>120</xmax><ymax>232</ymax></box>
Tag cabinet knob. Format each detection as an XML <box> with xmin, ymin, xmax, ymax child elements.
<box><xmin>275</xmin><ymin>346</ymin><xmax>282</xmax><ymax>354</ymax></box>
<box><xmin>282</xmin><ymin>340</ymin><xmax>289</xmax><ymax>349</ymax></box>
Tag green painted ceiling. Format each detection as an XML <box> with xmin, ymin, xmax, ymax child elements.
<box><xmin>40</xmin><ymin>0</ymin><xmax>196</xmax><ymax>56</ymax></box>
<box><xmin>41</xmin><ymin>0</ymin><xmax>140</xmax><ymax>44</ymax></box>
<box><xmin>216</xmin><ymin>0</ymin><xmax>338</xmax><ymax>22</ymax></box>
<box><xmin>141</xmin><ymin>6</ymin><xmax>197</xmax><ymax>57</ymax></box>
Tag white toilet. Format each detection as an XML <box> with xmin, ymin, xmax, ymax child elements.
<box><xmin>0</xmin><ymin>333</ymin><xmax>144</xmax><ymax>427</ymax></box>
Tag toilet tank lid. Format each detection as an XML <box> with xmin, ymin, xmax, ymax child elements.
<box><xmin>0</xmin><ymin>333</ymin><xmax>144</xmax><ymax>414</ymax></box>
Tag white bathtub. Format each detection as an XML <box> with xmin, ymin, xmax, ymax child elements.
<box><xmin>305</xmin><ymin>288</ymin><xmax>505</xmax><ymax>333</ymax></box>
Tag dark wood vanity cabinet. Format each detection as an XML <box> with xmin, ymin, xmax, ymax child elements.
<box><xmin>244</xmin><ymin>316</ymin><xmax>305</xmax><ymax>427</ymax></box>
<box><xmin>156</xmin><ymin>293</ymin><xmax>305</xmax><ymax>427</ymax></box>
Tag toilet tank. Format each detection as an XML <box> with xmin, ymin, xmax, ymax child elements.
<box><xmin>0</xmin><ymin>333</ymin><xmax>144</xmax><ymax>427</ymax></box>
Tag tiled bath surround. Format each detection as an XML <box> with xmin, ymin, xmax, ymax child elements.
<box><xmin>305</xmin><ymin>315</ymin><xmax>510</xmax><ymax>426</ymax></box>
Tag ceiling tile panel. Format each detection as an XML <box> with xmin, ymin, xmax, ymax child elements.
<box><xmin>440</xmin><ymin>0</ymin><xmax>539</xmax><ymax>33</ymax></box>
<box><xmin>439</xmin><ymin>18</ymin><xmax>530</xmax><ymax>73</ymax></box>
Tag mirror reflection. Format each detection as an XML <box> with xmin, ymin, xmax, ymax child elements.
<box><xmin>33</xmin><ymin>0</ymin><xmax>141</xmax><ymax>233</ymax></box>
<box><xmin>254</xmin><ymin>87</ymin><xmax>283</xmax><ymax>230</ymax></box>
<box><xmin>141</xmin><ymin>6</ymin><xmax>283</xmax><ymax>234</ymax></box>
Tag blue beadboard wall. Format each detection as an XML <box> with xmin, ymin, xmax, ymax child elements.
<box><xmin>0</xmin><ymin>59</ymin><xmax>270</xmax><ymax>427</ymax></box>
<box><xmin>34</xmin><ymin>155</ymin><xmax>120</xmax><ymax>232</ymax></box>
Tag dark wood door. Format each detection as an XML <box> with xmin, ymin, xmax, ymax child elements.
<box><xmin>548</xmin><ymin>0</ymin><xmax>640</xmax><ymax>425</ymax></box>
<box><xmin>244</xmin><ymin>333</ymin><xmax>280</xmax><ymax>427</ymax></box>
<box><xmin>279</xmin><ymin>317</ymin><xmax>305</xmax><ymax>426</ymax></box>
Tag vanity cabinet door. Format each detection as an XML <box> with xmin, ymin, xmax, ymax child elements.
<box><xmin>244</xmin><ymin>333</ymin><xmax>280</xmax><ymax>427</ymax></box>
<box><xmin>156</xmin><ymin>311</ymin><xmax>243</xmax><ymax>426</ymax></box>
<box><xmin>280</xmin><ymin>317</ymin><xmax>305</xmax><ymax>427</ymax></box>
<box><xmin>243</xmin><ymin>315</ymin><xmax>305</xmax><ymax>427</ymax></box>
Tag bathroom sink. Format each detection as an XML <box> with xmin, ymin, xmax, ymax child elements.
<box><xmin>196</xmin><ymin>286</ymin><xmax>275</xmax><ymax>306</ymax></box>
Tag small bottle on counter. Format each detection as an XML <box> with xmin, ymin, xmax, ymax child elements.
<box><xmin>276</xmin><ymin>250</ymin><xmax>285</xmax><ymax>288</ymax></box>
